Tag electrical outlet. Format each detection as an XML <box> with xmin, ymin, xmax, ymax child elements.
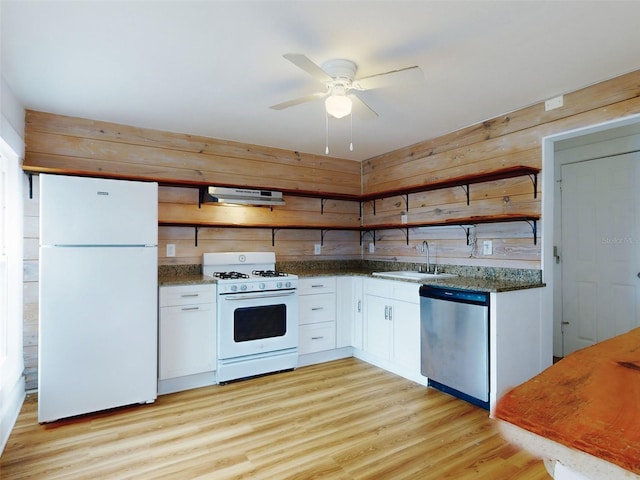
<box><xmin>369</xmin><ymin>242</ymin><xmax>375</xmax><ymax>253</ymax></box>
<box><xmin>482</xmin><ymin>240</ymin><xmax>493</xmax><ymax>256</ymax></box>
<box><xmin>166</xmin><ymin>244</ymin><xmax>176</xmax><ymax>257</ymax></box>
<box><xmin>314</xmin><ymin>244</ymin><xmax>321</xmax><ymax>255</ymax></box>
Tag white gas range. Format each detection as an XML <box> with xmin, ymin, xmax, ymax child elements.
<box><xmin>203</xmin><ymin>252</ymin><xmax>298</xmax><ymax>383</ymax></box>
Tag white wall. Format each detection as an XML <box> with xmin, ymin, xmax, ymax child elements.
<box><xmin>0</xmin><ymin>0</ymin><xmax>27</xmax><ymax>453</ymax></box>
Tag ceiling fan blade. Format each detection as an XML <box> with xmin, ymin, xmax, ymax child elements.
<box><xmin>283</xmin><ymin>53</ymin><xmax>333</xmax><ymax>83</ymax></box>
<box><xmin>350</xmin><ymin>93</ymin><xmax>378</xmax><ymax>119</ymax></box>
<box><xmin>269</xmin><ymin>92</ymin><xmax>326</xmax><ymax>110</ymax></box>
<box><xmin>353</xmin><ymin>65</ymin><xmax>424</xmax><ymax>91</ymax></box>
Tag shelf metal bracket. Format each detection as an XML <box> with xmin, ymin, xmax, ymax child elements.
<box><xmin>198</xmin><ymin>187</ymin><xmax>206</xmax><ymax>208</ymax></box>
<box><xmin>459</xmin><ymin>184</ymin><xmax>470</xmax><ymax>205</ymax></box>
<box><xmin>194</xmin><ymin>226</ymin><xmax>201</xmax><ymax>247</ymax></box>
<box><xmin>459</xmin><ymin>225</ymin><xmax>471</xmax><ymax>245</ymax></box>
<box><xmin>271</xmin><ymin>228</ymin><xmax>281</xmax><ymax>247</ymax></box>
<box><xmin>527</xmin><ymin>173</ymin><xmax>538</xmax><ymax>198</ymax></box>
<box><xmin>360</xmin><ymin>229</ymin><xmax>376</xmax><ymax>246</ymax></box>
<box><xmin>396</xmin><ymin>226</ymin><xmax>410</xmax><ymax>245</ymax></box>
<box><xmin>401</xmin><ymin>193</ymin><xmax>409</xmax><ymax>212</ymax></box>
<box><xmin>525</xmin><ymin>219</ymin><xmax>538</xmax><ymax>245</ymax></box>
<box><xmin>320</xmin><ymin>229</ymin><xmax>329</xmax><ymax>246</ymax></box>
<box><xmin>321</xmin><ymin>198</ymin><xmax>328</xmax><ymax>215</ymax></box>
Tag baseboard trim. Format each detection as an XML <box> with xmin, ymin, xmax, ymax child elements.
<box><xmin>1</xmin><ymin>375</ymin><xmax>26</xmax><ymax>455</ymax></box>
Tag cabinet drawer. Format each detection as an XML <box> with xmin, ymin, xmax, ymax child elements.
<box><xmin>299</xmin><ymin>293</ymin><xmax>336</xmax><ymax>325</ymax></box>
<box><xmin>299</xmin><ymin>321</ymin><xmax>336</xmax><ymax>354</ymax></box>
<box><xmin>160</xmin><ymin>284</ymin><xmax>216</xmax><ymax>307</ymax></box>
<box><xmin>298</xmin><ymin>277</ymin><xmax>336</xmax><ymax>295</ymax></box>
<box><xmin>161</xmin><ymin>302</ymin><xmax>214</xmax><ymax>316</ymax></box>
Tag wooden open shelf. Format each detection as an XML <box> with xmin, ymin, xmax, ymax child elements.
<box><xmin>160</xmin><ymin>214</ymin><xmax>540</xmax><ymax>247</ymax></box>
<box><xmin>28</xmin><ymin>165</ymin><xmax>541</xmax><ymax>246</ymax></box>
<box><xmin>157</xmin><ymin>165</ymin><xmax>540</xmax><ymax>246</ymax></box>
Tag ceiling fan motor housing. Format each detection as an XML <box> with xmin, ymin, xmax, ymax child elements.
<box><xmin>322</xmin><ymin>59</ymin><xmax>357</xmax><ymax>85</ymax></box>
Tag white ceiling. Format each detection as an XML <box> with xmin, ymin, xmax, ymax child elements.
<box><xmin>3</xmin><ymin>1</ymin><xmax>640</xmax><ymax>162</ymax></box>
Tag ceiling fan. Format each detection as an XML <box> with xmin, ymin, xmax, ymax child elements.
<box><xmin>270</xmin><ymin>53</ymin><xmax>424</xmax><ymax>119</ymax></box>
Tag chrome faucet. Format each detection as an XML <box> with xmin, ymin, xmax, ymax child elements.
<box><xmin>421</xmin><ymin>240</ymin><xmax>430</xmax><ymax>273</ymax></box>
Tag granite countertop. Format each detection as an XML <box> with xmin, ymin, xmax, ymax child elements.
<box><xmin>158</xmin><ymin>274</ymin><xmax>217</xmax><ymax>287</ymax></box>
<box><xmin>290</xmin><ymin>269</ymin><xmax>544</xmax><ymax>293</ymax></box>
<box><xmin>157</xmin><ymin>262</ymin><xmax>544</xmax><ymax>293</ymax></box>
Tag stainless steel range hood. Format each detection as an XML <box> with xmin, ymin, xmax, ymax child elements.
<box><xmin>205</xmin><ymin>186</ymin><xmax>285</xmax><ymax>206</ymax></box>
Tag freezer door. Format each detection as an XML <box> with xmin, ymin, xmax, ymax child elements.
<box><xmin>40</xmin><ymin>174</ymin><xmax>157</xmax><ymax>246</ymax></box>
<box><xmin>38</xmin><ymin>246</ymin><xmax>157</xmax><ymax>422</ymax></box>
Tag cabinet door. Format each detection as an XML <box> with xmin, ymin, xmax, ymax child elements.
<box><xmin>392</xmin><ymin>299</ymin><xmax>421</xmax><ymax>373</ymax></box>
<box><xmin>159</xmin><ymin>303</ymin><xmax>215</xmax><ymax>379</ymax></box>
<box><xmin>365</xmin><ymin>294</ymin><xmax>392</xmax><ymax>360</ymax></box>
<box><xmin>336</xmin><ymin>276</ymin><xmax>363</xmax><ymax>349</ymax></box>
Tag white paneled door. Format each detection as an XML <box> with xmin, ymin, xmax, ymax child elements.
<box><xmin>561</xmin><ymin>152</ymin><xmax>640</xmax><ymax>354</ymax></box>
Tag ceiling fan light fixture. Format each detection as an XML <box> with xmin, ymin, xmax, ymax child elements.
<box><xmin>325</xmin><ymin>94</ymin><xmax>352</xmax><ymax>119</ymax></box>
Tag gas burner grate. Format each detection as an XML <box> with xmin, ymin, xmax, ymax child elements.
<box><xmin>252</xmin><ymin>270</ymin><xmax>288</xmax><ymax>278</ymax></box>
<box><xmin>213</xmin><ymin>271</ymin><xmax>250</xmax><ymax>280</ymax></box>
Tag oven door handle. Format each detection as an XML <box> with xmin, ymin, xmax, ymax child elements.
<box><xmin>223</xmin><ymin>290</ymin><xmax>297</xmax><ymax>301</ymax></box>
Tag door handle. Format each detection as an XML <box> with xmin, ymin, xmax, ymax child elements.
<box><xmin>224</xmin><ymin>290</ymin><xmax>296</xmax><ymax>300</ymax></box>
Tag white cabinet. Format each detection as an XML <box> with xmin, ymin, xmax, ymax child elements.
<box><xmin>363</xmin><ymin>278</ymin><xmax>422</xmax><ymax>380</ymax></box>
<box><xmin>158</xmin><ymin>284</ymin><xmax>216</xmax><ymax>393</ymax></box>
<box><xmin>298</xmin><ymin>277</ymin><xmax>336</xmax><ymax>355</ymax></box>
<box><xmin>336</xmin><ymin>276</ymin><xmax>363</xmax><ymax>349</ymax></box>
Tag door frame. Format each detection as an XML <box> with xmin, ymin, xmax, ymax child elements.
<box><xmin>541</xmin><ymin>113</ymin><xmax>640</xmax><ymax>358</ymax></box>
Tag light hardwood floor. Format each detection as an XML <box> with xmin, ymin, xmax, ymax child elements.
<box><xmin>1</xmin><ymin>358</ymin><xmax>550</xmax><ymax>479</ymax></box>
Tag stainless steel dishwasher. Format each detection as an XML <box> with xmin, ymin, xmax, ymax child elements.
<box><xmin>420</xmin><ymin>285</ymin><xmax>489</xmax><ymax>410</ymax></box>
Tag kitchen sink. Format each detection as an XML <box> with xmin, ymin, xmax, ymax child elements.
<box><xmin>372</xmin><ymin>271</ymin><xmax>457</xmax><ymax>281</ymax></box>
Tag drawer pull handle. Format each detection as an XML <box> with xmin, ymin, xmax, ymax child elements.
<box><xmin>181</xmin><ymin>294</ymin><xmax>200</xmax><ymax>298</ymax></box>
<box><xmin>311</xmin><ymin>284</ymin><xmax>325</xmax><ymax>288</ymax></box>
<box><xmin>181</xmin><ymin>306</ymin><xmax>200</xmax><ymax>311</ymax></box>
<box><xmin>311</xmin><ymin>307</ymin><xmax>324</xmax><ymax>311</ymax></box>
<box><xmin>311</xmin><ymin>336</ymin><xmax>324</xmax><ymax>340</ymax></box>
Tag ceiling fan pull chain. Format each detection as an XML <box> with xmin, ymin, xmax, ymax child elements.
<box><xmin>349</xmin><ymin>112</ymin><xmax>354</xmax><ymax>152</ymax></box>
<box><xmin>325</xmin><ymin>110</ymin><xmax>330</xmax><ymax>155</ymax></box>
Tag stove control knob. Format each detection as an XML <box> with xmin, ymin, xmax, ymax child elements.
<box><xmin>277</xmin><ymin>282</ymin><xmax>283</xmax><ymax>289</ymax></box>
<box><xmin>230</xmin><ymin>285</ymin><xmax>238</xmax><ymax>292</ymax></box>
<box><xmin>259</xmin><ymin>283</ymin><xmax>266</xmax><ymax>290</ymax></box>
<box><xmin>240</xmin><ymin>284</ymin><xmax>248</xmax><ymax>291</ymax></box>
<box><xmin>285</xmin><ymin>281</ymin><xmax>292</xmax><ymax>288</ymax></box>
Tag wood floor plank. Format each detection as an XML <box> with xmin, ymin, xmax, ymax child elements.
<box><xmin>0</xmin><ymin>358</ymin><xmax>549</xmax><ymax>479</ymax></box>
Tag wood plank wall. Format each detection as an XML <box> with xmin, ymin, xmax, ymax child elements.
<box><xmin>23</xmin><ymin>111</ymin><xmax>362</xmax><ymax>196</ymax></box>
<box><xmin>361</xmin><ymin>69</ymin><xmax>640</xmax><ymax>267</ymax></box>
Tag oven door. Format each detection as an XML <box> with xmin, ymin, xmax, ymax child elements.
<box><xmin>218</xmin><ymin>289</ymin><xmax>298</xmax><ymax>359</ymax></box>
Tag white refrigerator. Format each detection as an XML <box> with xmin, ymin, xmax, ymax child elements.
<box><xmin>38</xmin><ymin>174</ymin><xmax>158</xmax><ymax>423</ymax></box>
